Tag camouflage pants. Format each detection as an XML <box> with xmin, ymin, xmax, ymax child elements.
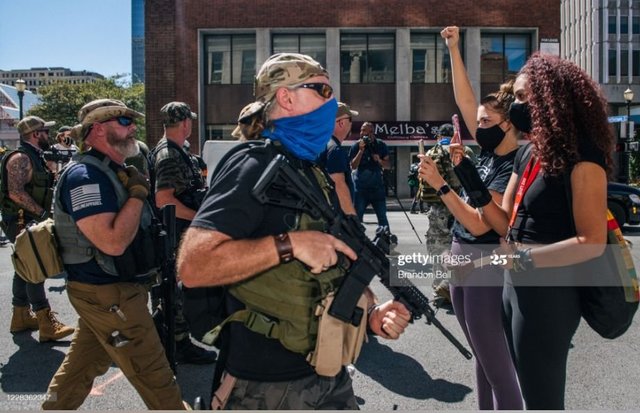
<box><xmin>225</xmin><ymin>368</ymin><xmax>358</xmax><ymax>410</ymax></box>
<box><xmin>425</xmin><ymin>203</ymin><xmax>453</xmax><ymax>288</ymax></box>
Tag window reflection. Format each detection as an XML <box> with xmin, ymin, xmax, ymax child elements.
<box><xmin>480</xmin><ymin>33</ymin><xmax>531</xmax><ymax>83</ymax></box>
<box><xmin>206</xmin><ymin>34</ymin><xmax>256</xmax><ymax>84</ymax></box>
<box><xmin>272</xmin><ymin>34</ymin><xmax>326</xmax><ymax>67</ymax></box>
<box><xmin>340</xmin><ymin>33</ymin><xmax>395</xmax><ymax>83</ymax></box>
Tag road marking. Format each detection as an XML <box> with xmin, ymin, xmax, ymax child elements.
<box><xmin>90</xmin><ymin>371</ymin><xmax>124</xmax><ymax>396</ymax></box>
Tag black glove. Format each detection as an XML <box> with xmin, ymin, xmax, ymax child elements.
<box><xmin>453</xmin><ymin>157</ymin><xmax>492</xmax><ymax>207</ymax></box>
<box><xmin>117</xmin><ymin>165</ymin><xmax>150</xmax><ymax>201</ymax></box>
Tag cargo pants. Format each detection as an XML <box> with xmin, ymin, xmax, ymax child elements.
<box><xmin>42</xmin><ymin>281</ymin><xmax>185</xmax><ymax>410</ymax></box>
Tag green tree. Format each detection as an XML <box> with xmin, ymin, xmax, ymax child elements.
<box><xmin>28</xmin><ymin>75</ymin><xmax>146</xmax><ymax>142</ymax></box>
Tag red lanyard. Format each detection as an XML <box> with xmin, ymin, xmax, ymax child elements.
<box><xmin>508</xmin><ymin>157</ymin><xmax>541</xmax><ymax>231</ymax></box>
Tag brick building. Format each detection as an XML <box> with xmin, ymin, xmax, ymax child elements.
<box><xmin>145</xmin><ymin>0</ymin><xmax>560</xmax><ymax>196</ymax></box>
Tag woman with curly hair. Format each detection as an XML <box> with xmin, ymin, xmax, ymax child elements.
<box><xmin>418</xmin><ymin>26</ymin><xmax>523</xmax><ymax>410</ymax></box>
<box><xmin>473</xmin><ymin>52</ymin><xmax>614</xmax><ymax>409</ymax></box>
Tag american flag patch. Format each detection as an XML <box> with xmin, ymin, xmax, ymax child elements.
<box><xmin>70</xmin><ymin>184</ymin><xmax>102</xmax><ymax>212</ymax></box>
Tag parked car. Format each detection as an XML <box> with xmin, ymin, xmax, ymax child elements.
<box><xmin>607</xmin><ymin>182</ymin><xmax>640</xmax><ymax>227</ymax></box>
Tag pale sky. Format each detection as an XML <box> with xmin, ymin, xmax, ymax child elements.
<box><xmin>0</xmin><ymin>0</ymin><xmax>131</xmax><ymax>78</ymax></box>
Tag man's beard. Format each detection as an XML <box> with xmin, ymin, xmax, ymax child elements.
<box><xmin>37</xmin><ymin>136</ymin><xmax>51</xmax><ymax>151</ymax></box>
<box><xmin>107</xmin><ymin>131</ymin><xmax>139</xmax><ymax>158</ymax></box>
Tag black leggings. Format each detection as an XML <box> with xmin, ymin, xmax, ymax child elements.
<box><xmin>502</xmin><ymin>273</ymin><xmax>581</xmax><ymax>410</ymax></box>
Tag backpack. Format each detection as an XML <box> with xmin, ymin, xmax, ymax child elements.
<box><xmin>420</xmin><ymin>143</ymin><xmax>460</xmax><ymax>203</ymax></box>
<box><xmin>11</xmin><ymin>218</ymin><xmax>64</xmax><ymax>284</ymax></box>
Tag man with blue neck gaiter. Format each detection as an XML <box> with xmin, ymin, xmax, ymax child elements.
<box><xmin>177</xmin><ymin>53</ymin><xmax>410</xmax><ymax>410</ymax></box>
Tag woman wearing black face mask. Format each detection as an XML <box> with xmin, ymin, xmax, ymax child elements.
<box><xmin>418</xmin><ymin>26</ymin><xmax>523</xmax><ymax>410</ymax></box>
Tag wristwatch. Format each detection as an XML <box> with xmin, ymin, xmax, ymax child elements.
<box><xmin>436</xmin><ymin>184</ymin><xmax>451</xmax><ymax>197</ymax></box>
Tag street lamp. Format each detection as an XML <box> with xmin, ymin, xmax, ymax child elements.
<box><xmin>624</xmin><ymin>87</ymin><xmax>634</xmax><ymax>119</ymax></box>
<box><xmin>15</xmin><ymin>79</ymin><xmax>26</xmax><ymax>120</ymax></box>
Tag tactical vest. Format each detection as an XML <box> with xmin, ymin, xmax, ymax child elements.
<box><xmin>420</xmin><ymin>143</ymin><xmax>461</xmax><ymax>204</ymax></box>
<box><xmin>203</xmin><ymin>144</ymin><xmax>364</xmax><ymax>363</ymax></box>
<box><xmin>53</xmin><ymin>153</ymin><xmax>158</xmax><ymax>279</ymax></box>
<box><xmin>0</xmin><ymin>143</ymin><xmax>54</xmax><ymax>220</ymax></box>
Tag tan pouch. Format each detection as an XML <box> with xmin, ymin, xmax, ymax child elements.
<box><xmin>307</xmin><ymin>292</ymin><xmax>368</xmax><ymax>377</ymax></box>
<box><xmin>211</xmin><ymin>372</ymin><xmax>237</xmax><ymax>410</ymax></box>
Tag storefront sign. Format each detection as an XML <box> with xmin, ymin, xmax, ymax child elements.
<box><xmin>346</xmin><ymin>121</ymin><xmax>471</xmax><ymax>142</ymax></box>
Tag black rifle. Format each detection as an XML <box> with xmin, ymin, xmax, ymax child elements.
<box><xmin>252</xmin><ymin>155</ymin><xmax>472</xmax><ymax>360</ymax></box>
<box><xmin>151</xmin><ymin>204</ymin><xmax>177</xmax><ymax>373</ymax></box>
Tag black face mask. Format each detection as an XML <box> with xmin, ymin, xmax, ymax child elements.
<box><xmin>508</xmin><ymin>102</ymin><xmax>531</xmax><ymax>133</ymax></box>
<box><xmin>475</xmin><ymin>124</ymin><xmax>506</xmax><ymax>152</ymax></box>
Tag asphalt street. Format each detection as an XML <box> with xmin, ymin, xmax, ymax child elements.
<box><xmin>0</xmin><ymin>207</ymin><xmax>639</xmax><ymax>410</ymax></box>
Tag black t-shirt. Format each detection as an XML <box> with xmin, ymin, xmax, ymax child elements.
<box><xmin>453</xmin><ymin>149</ymin><xmax>517</xmax><ymax>244</ymax></box>
<box><xmin>192</xmin><ymin>145</ymin><xmax>336</xmax><ymax>381</ymax></box>
<box><xmin>508</xmin><ymin>142</ymin><xmax>607</xmax><ymax>244</ymax></box>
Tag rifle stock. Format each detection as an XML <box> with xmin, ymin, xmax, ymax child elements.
<box><xmin>150</xmin><ymin>205</ymin><xmax>177</xmax><ymax>373</ymax></box>
<box><xmin>252</xmin><ymin>155</ymin><xmax>472</xmax><ymax>360</ymax></box>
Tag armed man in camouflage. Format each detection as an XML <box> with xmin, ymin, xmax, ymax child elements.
<box><xmin>178</xmin><ymin>53</ymin><xmax>409</xmax><ymax>410</ymax></box>
<box><xmin>421</xmin><ymin>124</ymin><xmax>473</xmax><ymax>303</ymax></box>
<box><xmin>148</xmin><ymin>102</ymin><xmax>217</xmax><ymax>364</ymax></box>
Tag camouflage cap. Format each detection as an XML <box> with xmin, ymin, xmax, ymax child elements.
<box><xmin>160</xmin><ymin>101</ymin><xmax>198</xmax><ymax>126</ymax></box>
<box><xmin>438</xmin><ymin>123</ymin><xmax>454</xmax><ymax>138</ymax></box>
<box><xmin>241</xmin><ymin>53</ymin><xmax>329</xmax><ymax>120</ymax></box>
<box><xmin>74</xmin><ymin>98</ymin><xmax>144</xmax><ymax>139</ymax></box>
<box><xmin>16</xmin><ymin>116</ymin><xmax>56</xmax><ymax>136</ymax></box>
<box><xmin>336</xmin><ymin>102</ymin><xmax>359</xmax><ymax>119</ymax></box>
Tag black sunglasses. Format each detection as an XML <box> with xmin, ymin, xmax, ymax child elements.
<box><xmin>296</xmin><ymin>83</ymin><xmax>334</xmax><ymax>99</ymax></box>
<box><xmin>104</xmin><ymin>116</ymin><xmax>134</xmax><ymax>127</ymax></box>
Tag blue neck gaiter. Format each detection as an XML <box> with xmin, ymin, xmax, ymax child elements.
<box><xmin>262</xmin><ymin>98</ymin><xmax>338</xmax><ymax>161</ymax></box>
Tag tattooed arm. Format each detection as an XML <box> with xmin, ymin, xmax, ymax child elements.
<box><xmin>6</xmin><ymin>152</ymin><xmax>45</xmax><ymax>217</ymax></box>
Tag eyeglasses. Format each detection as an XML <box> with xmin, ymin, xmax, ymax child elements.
<box><xmin>296</xmin><ymin>83</ymin><xmax>334</xmax><ymax>99</ymax></box>
<box><xmin>104</xmin><ymin>116</ymin><xmax>134</xmax><ymax>127</ymax></box>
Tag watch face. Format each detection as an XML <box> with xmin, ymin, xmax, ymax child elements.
<box><xmin>437</xmin><ymin>184</ymin><xmax>450</xmax><ymax>196</ymax></box>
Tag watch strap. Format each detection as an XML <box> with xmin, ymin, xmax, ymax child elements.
<box><xmin>274</xmin><ymin>233</ymin><xmax>294</xmax><ymax>263</ymax></box>
<box><xmin>436</xmin><ymin>184</ymin><xmax>451</xmax><ymax>197</ymax></box>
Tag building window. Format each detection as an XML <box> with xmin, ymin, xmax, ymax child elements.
<box><xmin>633</xmin><ymin>16</ymin><xmax>640</xmax><ymax>34</ymax></box>
<box><xmin>340</xmin><ymin>33</ymin><xmax>395</xmax><ymax>83</ymax></box>
<box><xmin>609</xmin><ymin>15</ymin><xmax>617</xmax><ymax>35</ymax></box>
<box><xmin>622</xmin><ymin>14</ymin><xmax>629</xmax><ymax>34</ymax></box>
<box><xmin>480</xmin><ymin>33</ymin><xmax>531</xmax><ymax>83</ymax></box>
<box><xmin>410</xmin><ymin>32</ymin><xmax>463</xmax><ymax>83</ymax></box>
<box><xmin>622</xmin><ymin>49</ymin><xmax>630</xmax><ymax>77</ymax></box>
<box><xmin>272</xmin><ymin>34</ymin><xmax>326</xmax><ymax>68</ymax></box>
<box><xmin>609</xmin><ymin>49</ymin><xmax>617</xmax><ymax>77</ymax></box>
<box><xmin>205</xmin><ymin>34</ymin><xmax>256</xmax><ymax>84</ymax></box>
<box><xmin>633</xmin><ymin>50</ymin><xmax>640</xmax><ymax>77</ymax></box>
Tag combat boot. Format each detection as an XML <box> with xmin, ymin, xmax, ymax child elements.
<box><xmin>10</xmin><ymin>306</ymin><xmax>39</xmax><ymax>333</ymax></box>
<box><xmin>35</xmin><ymin>308</ymin><xmax>75</xmax><ymax>342</ymax></box>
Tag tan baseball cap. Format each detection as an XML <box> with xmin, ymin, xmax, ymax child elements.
<box><xmin>336</xmin><ymin>102</ymin><xmax>359</xmax><ymax>119</ymax></box>
<box><xmin>16</xmin><ymin>116</ymin><xmax>56</xmax><ymax>136</ymax></box>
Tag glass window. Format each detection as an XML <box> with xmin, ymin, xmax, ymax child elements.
<box><xmin>272</xmin><ymin>34</ymin><xmax>326</xmax><ymax>67</ymax></box>
<box><xmin>340</xmin><ymin>33</ymin><xmax>395</xmax><ymax>83</ymax></box>
<box><xmin>621</xmin><ymin>49</ymin><xmax>629</xmax><ymax>76</ymax></box>
<box><xmin>633</xmin><ymin>16</ymin><xmax>640</xmax><ymax>34</ymax></box>
<box><xmin>480</xmin><ymin>33</ymin><xmax>531</xmax><ymax>83</ymax></box>
<box><xmin>621</xmin><ymin>14</ymin><xmax>629</xmax><ymax>34</ymax></box>
<box><xmin>633</xmin><ymin>50</ymin><xmax>640</xmax><ymax>77</ymax></box>
<box><xmin>410</xmin><ymin>32</ymin><xmax>463</xmax><ymax>83</ymax></box>
<box><xmin>205</xmin><ymin>34</ymin><xmax>256</xmax><ymax>84</ymax></box>
<box><xmin>609</xmin><ymin>49</ymin><xmax>617</xmax><ymax>76</ymax></box>
<box><xmin>609</xmin><ymin>15</ymin><xmax>617</xmax><ymax>35</ymax></box>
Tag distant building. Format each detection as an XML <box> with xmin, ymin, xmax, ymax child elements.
<box><xmin>0</xmin><ymin>84</ymin><xmax>41</xmax><ymax>148</ymax></box>
<box><xmin>561</xmin><ymin>0</ymin><xmax>639</xmax><ymax>119</ymax></box>
<box><xmin>132</xmin><ymin>0</ymin><xmax>145</xmax><ymax>84</ymax></box>
<box><xmin>0</xmin><ymin>68</ymin><xmax>104</xmax><ymax>94</ymax></box>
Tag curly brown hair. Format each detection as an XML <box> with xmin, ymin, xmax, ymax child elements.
<box><xmin>519</xmin><ymin>53</ymin><xmax>614</xmax><ymax>176</ymax></box>
<box><xmin>480</xmin><ymin>78</ymin><xmax>516</xmax><ymax>119</ymax></box>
